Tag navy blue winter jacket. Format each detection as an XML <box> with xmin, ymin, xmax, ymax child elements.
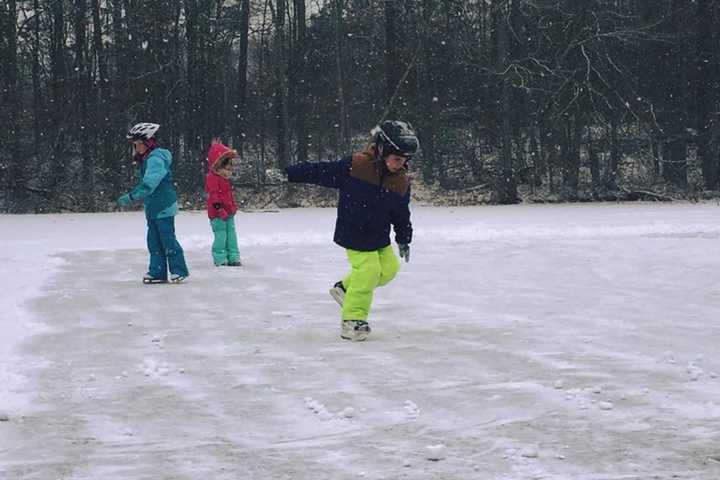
<box><xmin>285</xmin><ymin>148</ymin><xmax>413</xmax><ymax>251</ymax></box>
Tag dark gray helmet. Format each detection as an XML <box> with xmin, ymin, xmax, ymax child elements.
<box><xmin>371</xmin><ymin>120</ymin><xmax>419</xmax><ymax>158</ymax></box>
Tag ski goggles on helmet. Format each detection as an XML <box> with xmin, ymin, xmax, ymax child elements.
<box><xmin>372</xmin><ymin>125</ymin><xmax>419</xmax><ymax>158</ymax></box>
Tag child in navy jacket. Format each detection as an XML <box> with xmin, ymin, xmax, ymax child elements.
<box><xmin>285</xmin><ymin>120</ymin><xmax>418</xmax><ymax>341</ymax></box>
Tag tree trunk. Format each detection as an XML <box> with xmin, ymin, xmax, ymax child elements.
<box><xmin>110</xmin><ymin>0</ymin><xmax>129</xmax><ymax>196</ymax></box>
<box><xmin>383</xmin><ymin>0</ymin><xmax>400</xmax><ymax>117</ymax></box>
<box><xmin>183</xmin><ymin>0</ymin><xmax>216</xmax><ymax>193</ymax></box>
<box><xmin>292</xmin><ymin>0</ymin><xmax>309</xmax><ymax>163</ymax></box>
<box><xmin>561</xmin><ymin>118</ymin><xmax>581</xmax><ymax>199</ymax></box>
<box><xmin>48</xmin><ymin>0</ymin><xmax>68</xmax><ymax>202</ymax></box>
<box><xmin>589</xmin><ymin>139</ymin><xmax>600</xmax><ymax>192</ymax></box>
<box><xmin>274</xmin><ymin>0</ymin><xmax>291</xmax><ymax>168</ymax></box>
<box><xmin>185</xmin><ymin>0</ymin><xmax>200</xmax><ymax>155</ymax></box>
<box><xmin>91</xmin><ymin>0</ymin><xmax>108</xmax><ymax>92</ymax></box>
<box><xmin>333</xmin><ymin>0</ymin><xmax>349</xmax><ymax>155</ymax></box>
<box><xmin>608</xmin><ymin>119</ymin><xmax>620</xmax><ymax>189</ymax></box>
<box><xmin>663</xmin><ymin>138</ymin><xmax>687</xmax><ymax>187</ymax></box>
<box><xmin>91</xmin><ymin>0</ymin><xmax>112</xmax><ymax>205</ymax></box>
<box><xmin>235</xmin><ymin>0</ymin><xmax>251</xmax><ymax>155</ymax></box>
<box><xmin>3</xmin><ymin>0</ymin><xmax>27</xmax><ymax>210</ymax></box>
<box><xmin>696</xmin><ymin>0</ymin><xmax>719</xmax><ymax>189</ymax></box>
<box><xmin>494</xmin><ymin>0</ymin><xmax>518</xmax><ymax>204</ymax></box>
<box><xmin>32</xmin><ymin>0</ymin><xmax>41</xmax><ymax>153</ymax></box>
<box><xmin>74</xmin><ymin>0</ymin><xmax>94</xmax><ymax>210</ymax></box>
<box><xmin>256</xmin><ymin>0</ymin><xmax>272</xmax><ymax>182</ymax></box>
<box><xmin>418</xmin><ymin>0</ymin><xmax>437</xmax><ymax>184</ymax></box>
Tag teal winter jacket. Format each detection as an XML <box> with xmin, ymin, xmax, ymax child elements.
<box><xmin>127</xmin><ymin>147</ymin><xmax>178</xmax><ymax>219</ymax></box>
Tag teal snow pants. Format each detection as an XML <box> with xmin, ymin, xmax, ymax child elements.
<box><xmin>210</xmin><ymin>215</ymin><xmax>240</xmax><ymax>266</ymax></box>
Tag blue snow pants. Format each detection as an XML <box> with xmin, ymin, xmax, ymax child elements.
<box><xmin>146</xmin><ymin>216</ymin><xmax>189</xmax><ymax>280</ymax></box>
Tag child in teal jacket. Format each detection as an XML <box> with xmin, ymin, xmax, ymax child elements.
<box><xmin>117</xmin><ymin>122</ymin><xmax>189</xmax><ymax>284</ymax></box>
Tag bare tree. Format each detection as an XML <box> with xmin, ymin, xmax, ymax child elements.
<box><xmin>383</xmin><ymin>0</ymin><xmax>400</xmax><ymax>116</ymax></box>
<box><xmin>273</xmin><ymin>0</ymin><xmax>291</xmax><ymax>168</ymax></box>
<box><xmin>695</xmin><ymin>0</ymin><xmax>719</xmax><ymax>189</ymax></box>
<box><xmin>74</xmin><ymin>0</ymin><xmax>94</xmax><ymax>209</ymax></box>
<box><xmin>235</xmin><ymin>0</ymin><xmax>251</xmax><ymax>155</ymax></box>
<box><xmin>494</xmin><ymin>0</ymin><xmax>518</xmax><ymax>204</ymax></box>
<box><xmin>292</xmin><ymin>0</ymin><xmax>309</xmax><ymax>163</ymax></box>
<box><xmin>333</xmin><ymin>0</ymin><xmax>350</xmax><ymax>153</ymax></box>
<box><xmin>2</xmin><ymin>0</ymin><xmax>27</xmax><ymax>207</ymax></box>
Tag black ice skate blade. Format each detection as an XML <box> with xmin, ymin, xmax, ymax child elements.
<box><xmin>340</xmin><ymin>335</ymin><xmax>368</xmax><ymax>342</ymax></box>
<box><xmin>143</xmin><ymin>278</ymin><xmax>168</xmax><ymax>284</ymax></box>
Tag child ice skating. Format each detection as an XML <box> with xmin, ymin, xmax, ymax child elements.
<box><xmin>116</xmin><ymin>122</ymin><xmax>189</xmax><ymax>284</ymax></box>
<box><xmin>285</xmin><ymin>120</ymin><xmax>418</xmax><ymax>341</ymax></box>
<box><xmin>205</xmin><ymin>139</ymin><xmax>242</xmax><ymax>266</ymax></box>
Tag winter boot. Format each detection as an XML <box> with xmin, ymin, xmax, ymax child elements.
<box><xmin>340</xmin><ymin>320</ymin><xmax>371</xmax><ymax>342</ymax></box>
<box><xmin>329</xmin><ymin>281</ymin><xmax>346</xmax><ymax>307</ymax></box>
<box><xmin>170</xmin><ymin>273</ymin><xmax>187</xmax><ymax>283</ymax></box>
<box><xmin>143</xmin><ymin>273</ymin><xmax>167</xmax><ymax>284</ymax></box>
<box><xmin>226</xmin><ymin>260</ymin><xmax>242</xmax><ymax>267</ymax></box>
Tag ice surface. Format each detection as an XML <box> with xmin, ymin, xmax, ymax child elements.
<box><xmin>1</xmin><ymin>203</ymin><xmax>720</xmax><ymax>479</ymax></box>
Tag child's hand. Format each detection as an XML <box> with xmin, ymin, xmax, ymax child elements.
<box><xmin>218</xmin><ymin>208</ymin><xmax>229</xmax><ymax>221</ymax></box>
<box><xmin>117</xmin><ymin>193</ymin><xmax>132</xmax><ymax>207</ymax></box>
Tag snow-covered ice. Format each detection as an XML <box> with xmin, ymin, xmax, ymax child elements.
<box><xmin>1</xmin><ymin>203</ymin><xmax>720</xmax><ymax>479</ymax></box>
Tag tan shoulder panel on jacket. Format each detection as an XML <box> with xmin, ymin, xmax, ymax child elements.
<box><xmin>350</xmin><ymin>147</ymin><xmax>410</xmax><ymax>196</ymax></box>
<box><xmin>350</xmin><ymin>150</ymin><xmax>381</xmax><ymax>185</ymax></box>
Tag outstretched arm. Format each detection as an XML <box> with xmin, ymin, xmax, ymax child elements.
<box><xmin>285</xmin><ymin>157</ymin><xmax>351</xmax><ymax>189</ymax></box>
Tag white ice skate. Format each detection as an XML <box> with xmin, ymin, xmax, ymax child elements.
<box><xmin>170</xmin><ymin>273</ymin><xmax>187</xmax><ymax>283</ymax></box>
<box><xmin>142</xmin><ymin>273</ymin><xmax>167</xmax><ymax>284</ymax></box>
<box><xmin>340</xmin><ymin>320</ymin><xmax>371</xmax><ymax>342</ymax></box>
<box><xmin>329</xmin><ymin>281</ymin><xmax>346</xmax><ymax>307</ymax></box>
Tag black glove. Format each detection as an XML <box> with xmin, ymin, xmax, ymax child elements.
<box><xmin>398</xmin><ymin>243</ymin><xmax>410</xmax><ymax>263</ymax></box>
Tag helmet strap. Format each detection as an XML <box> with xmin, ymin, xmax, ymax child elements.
<box><xmin>372</xmin><ymin>142</ymin><xmax>383</xmax><ymax>160</ymax></box>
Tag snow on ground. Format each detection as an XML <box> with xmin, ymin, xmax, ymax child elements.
<box><xmin>1</xmin><ymin>203</ymin><xmax>720</xmax><ymax>479</ymax></box>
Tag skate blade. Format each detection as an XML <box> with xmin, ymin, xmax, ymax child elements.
<box><xmin>340</xmin><ymin>333</ymin><xmax>368</xmax><ymax>342</ymax></box>
<box><xmin>143</xmin><ymin>278</ymin><xmax>168</xmax><ymax>284</ymax></box>
<box><xmin>329</xmin><ymin>287</ymin><xmax>344</xmax><ymax>307</ymax></box>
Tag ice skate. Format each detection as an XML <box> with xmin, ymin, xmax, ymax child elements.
<box><xmin>170</xmin><ymin>273</ymin><xmax>187</xmax><ymax>283</ymax></box>
<box><xmin>329</xmin><ymin>281</ymin><xmax>346</xmax><ymax>307</ymax></box>
<box><xmin>142</xmin><ymin>273</ymin><xmax>167</xmax><ymax>284</ymax></box>
<box><xmin>226</xmin><ymin>260</ymin><xmax>242</xmax><ymax>267</ymax></box>
<box><xmin>340</xmin><ymin>320</ymin><xmax>371</xmax><ymax>341</ymax></box>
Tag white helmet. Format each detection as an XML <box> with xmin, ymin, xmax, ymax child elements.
<box><xmin>127</xmin><ymin>122</ymin><xmax>160</xmax><ymax>140</ymax></box>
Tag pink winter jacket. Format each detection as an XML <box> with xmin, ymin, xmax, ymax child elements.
<box><xmin>205</xmin><ymin>142</ymin><xmax>238</xmax><ymax>220</ymax></box>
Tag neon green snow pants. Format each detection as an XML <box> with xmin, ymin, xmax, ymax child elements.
<box><xmin>210</xmin><ymin>216</ymin><xmax>240</xmax><ymax>266</ymax></box>
<box><xmin>341</xmin><ymin>245</ymin><xmax>400</xmax><ymax>321</ymax></box>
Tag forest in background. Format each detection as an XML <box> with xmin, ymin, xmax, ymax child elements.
<box><xmin>1</xmin><ymin>0</ymin><xmax>719</xmax><ymax>213</ymax></box>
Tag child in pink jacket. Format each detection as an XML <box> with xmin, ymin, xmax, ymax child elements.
<box><xmin>206</xmin><ymin>139</ymin><xmax>241</xmax><ymax>266</ymax></box>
